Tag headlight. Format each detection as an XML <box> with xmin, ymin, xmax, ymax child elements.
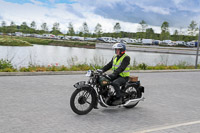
<box><xmin>86</xmin><ymin>70</ymin><xmax>92</xmax><ymax>77</ymax></box>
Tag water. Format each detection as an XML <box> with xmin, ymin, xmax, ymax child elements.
<box><xmin>0</xmin><ymin>44</ymin><xmax>198</xmax><ymax>68</ymax></box>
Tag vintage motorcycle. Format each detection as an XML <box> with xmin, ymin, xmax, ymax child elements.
<box><xmin>70</xmin><ymin>69</ymin><xmax>145</xmax><ymax>115</ymax></box>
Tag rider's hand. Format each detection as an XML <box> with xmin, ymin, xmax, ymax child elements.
<box><xmin>105</xmin><ymin>75</ymin><xmax>111</xmax><ymax>80</ymax></box>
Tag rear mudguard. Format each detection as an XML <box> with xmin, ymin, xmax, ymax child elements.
<box><xmin>73</xmin><ymin>81</ymin><xmax>98</xmax><ymax>107</ymax></box>
<box><xmin>125</xmin><ymin>81</ymin><xmax>145</xmax><ymax>98</ymax></box>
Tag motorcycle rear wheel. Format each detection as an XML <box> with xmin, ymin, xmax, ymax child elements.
<box><xmin>123</xmin><ymin>86</ymin><xmax>140</xmax><ymax>108</ymax></box>
<box><xmin>70</xmin><ymin>88</ymin><xmax>95</xmax><ymax>115</ymax></box>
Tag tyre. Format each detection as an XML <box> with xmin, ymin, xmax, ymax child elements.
<box><xmin>70</xmin><ymin>88</ymin><xmax>96</xmax><ymax>115</ymax></box>
<box><xmin>123</xmin><ymin>85</ymin><xmax>140</xmax><ymax>109</ymax></box>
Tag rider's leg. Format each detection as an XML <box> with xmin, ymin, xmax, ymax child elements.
<box><xmin>112</xmin><ymin>77</ymin><xmax>127</xmax><ymax>105</ymax></box>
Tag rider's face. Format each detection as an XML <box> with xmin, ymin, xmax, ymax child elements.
<box><xmin>115</xmin><ymin>49</ymin><xmax>120</xmax><ymax>55</ymax></box>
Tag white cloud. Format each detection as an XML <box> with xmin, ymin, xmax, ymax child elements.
<box><xmin>143</xmin><ymin>6</ymin><xmax>170</xmax><ymax>15</ymax></box>
<box><xmin>30</xmin><ymin>0</ymin><xmax>44</xmax><ymax>5</ymax></box>
<box><xmin>48</xmin><ymin>0</ymin><xmax>55</xmax><ymax>3</ymax></box>
<box><xmin>172</xmin><ymin>0</ymin><xmax>185</xmax><ymax>5</ymax></box>
<box><xmin>172</xmin><ymin>0</ymin><xmax>200</xmax><ymax>12</ymax></box>
<box><xmin>134</xmin><ymin>2</ymin><xmax>171</xmax><ymax>15</ymax></box>
<box><xmin>0</xmin><ymin>0</ymin><xmax>147</xmax><ymax>33</ymax></box>
<box><xmin>0</xmin><ymin>0</ymin><xmax>194</xmax><ymax>34</ymax></box>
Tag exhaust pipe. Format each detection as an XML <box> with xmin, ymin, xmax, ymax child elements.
<box><xmin>122</xmin><ymin>96</ymin><xmax>145</xmax><ymax>107</ymax></box>
<box><xmin>99</xmin><ymin>95</ymin><xmax>145</xmax><ymax>108</ymax></box>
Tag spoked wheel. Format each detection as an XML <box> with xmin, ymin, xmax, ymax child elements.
<box><xmin>70</xmin><ymin>88</ymin><xmax>95</xmax><ymax>115</ymax></box>
<box><xmin>123</xmin><ymin>86</ymin><xmax>140</xmax><ymax>108</ymax></box>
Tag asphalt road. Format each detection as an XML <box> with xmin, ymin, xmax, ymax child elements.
<box><xmin>0</xmin><ymin>71</ymin><xmax>200</xmax><ymax>133</ymax></box>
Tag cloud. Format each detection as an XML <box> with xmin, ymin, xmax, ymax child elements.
<box><xmin>172</xmin><ymin>0</ymin><xmax>200</xmax><ymax>12</ymax></box>
<box><xmin>48</xmin><ymin>0</ymin><xmax>55</xmax><ymax>3</ymax></box>
<box><xmin>134</xmin><ymin>3</ymin><xmax>171</xmax><ymax>15</ymax></box>
<box><xmin>0</xmin><ymin>0</ymin><xmax>123</xmax><ymax>33</ymax></box>
<box><xmin>30</xmin><ymin>0</ymin><xmax>44</xmax><ymax>5</ymax></box>
<box><xmin>0</xmin><ymin>0</ymin><xmax>199</xmax><ymax>34</ymax></box>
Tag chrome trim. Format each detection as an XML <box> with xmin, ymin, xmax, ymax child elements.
<box><xmin>122</xmin><ymin>96</ymin><xmax>145</xmax><ymax>107</ymax></box>
<box><xmin>99</xmin><ymin>95</ymin><xmax>109</xmax><ymax>107</ymax></box>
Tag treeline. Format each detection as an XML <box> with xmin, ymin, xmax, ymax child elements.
<box><xmin>0</xmin><ymin>20</ymin><xmax>199</xmax><ymax>42</ymax></box>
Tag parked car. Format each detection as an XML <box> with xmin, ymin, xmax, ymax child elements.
<box><xmin>186</xmin><ymin>41</ymin><xmax>195</xmax><ymax>47</ymax></box>
<box><xmin>142</xmin><ymin>39</ymin><xmax>153</xmax><ymax>45</ymax></box>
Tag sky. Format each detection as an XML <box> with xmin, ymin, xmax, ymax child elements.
<box><xmin>0</xmin><ymin>0</ymin><xmax>200</xmax><ymax>34</ymax></box>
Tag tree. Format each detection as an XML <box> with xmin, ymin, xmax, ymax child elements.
<box><xmin>41</xmin><ymin>23</ymin><xmax>48</xmax><ymax>32</ymax></box>
<box><xmin>30</xmin><ymin>21</ymin><xmax>36</xmax><ymax>29</ymax></box>
<box><xmin>1</xmin><ymin>21</ymin><xmax>6</xmax><ymax>27</ymax></box>
<box><xmin>178</xmin><ymin>27</ymin><xmax>184</xmax><ymax>41</ymax></box>
<box><xmin>139</xmin><ymin>20</ymin><xmax>148</xmax><ymax>32</ymax></box>
<box><xmin>172</xmin><ymin>30</ymin><xmax>179</xmax><ymax>41</ymax></box>
<box><xmin>52</xmin><ymin>22</ymin><xmax>60</xmax><ymax>31</ymax></box>
<box><xmin>160</xmin><ymin>21</ymin><xmax>170</xmax><ymax>40</ymax></box>
<box><xmin>67</xmin><ymin>22</ymin><xmax>75</xmax><ymax>36</ymax></box>
<box><xmin>21</xmin><ymin>22</ymin><xmax>28</xmax><ymax>27</ymax></box>
<box><xmin>8</xmin><ymin>21</ymin><xmax>17</xmax><ymax>33</ymax></box>
<box><xmin>94</xmin><ymin>23</ymin><xmax>103</xmax><ymax>37</ymax></box>
<box><xmin>188</xmin><ymin>20</ymin><xmax>198</xmax><ymax>36</ymax></box>
<box><xmin>161</xmin><ymin>21</ymin><xmax>169</xmax><ymax>32</ymax></box>
<box><xmin>136</xmin><ymin>32</ymin><xmax>143</xmax><ymax>39</ymax></box>
<box><xmin>78</xmin><ymin>31</ymin><xmax>83</xmax><ymax>37</ymax></box>
<box><xmin>21</xmin><ymin>22</ymin><xmax>29</xmax><ymax>29</ymax></box>
<box><xmin>82</xmin><ymin>22</ymin><xmax>89</xmax><ymax>37</ymax></box>
<box><xmin>20</xmin><ymin>22</ymin><xmax>30</xmax><ymax>33</ymax></box>
<box><xmin>113</xmin><ymin>22</ymin><xmax>121</xmax><ymax>33</ymax></box>
<box><xmin>10</xmin><ymin>21</ymin><xmax>15</xmax><ymax>26</ymax></box>
<box><xmin>51</xmin><ymin>22</ymin><xmax>62</xmax><ymax>35</ymax></box>
<box><xmin>145</xmin><ymin>28</ymin><xmax>155</xmax><ymax>39</ymax></box>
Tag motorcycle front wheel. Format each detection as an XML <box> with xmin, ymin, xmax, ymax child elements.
<box><xmin>70</xmin><ymin>88</ymin><xmax>96</xmax><ymax>115</ymax></box>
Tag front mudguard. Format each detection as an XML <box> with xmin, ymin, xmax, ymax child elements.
<box><xmin>73</xmin><ymin>81</ymin><xmax>98</xmax><ymax>107</ymax></box>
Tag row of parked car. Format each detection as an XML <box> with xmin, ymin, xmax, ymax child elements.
<box><xmin>1</xmin><ymin>32</ymin><xmax>198</xmax><ymax>47</ymax></box>
<box><xmin>97</xmin><ymin>37</ymin><xmax>198</xmax><ymax>47</ymax></box>
<box><xmin>3</xmin><ymin>32</ymin><xmax>139</xmax><ymax>43</ymax></box>
<box><xmin>141</xmin><ymin>39</ymin><xmax>198</xmax><ymax>47</ymax></box>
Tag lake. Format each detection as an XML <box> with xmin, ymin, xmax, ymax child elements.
<box><xmin>0</xmin><ymin>44</ymin><xmax>198</xmax><ymax>68</ymax></box>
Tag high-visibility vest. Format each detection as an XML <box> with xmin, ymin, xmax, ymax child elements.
<box><xmin>112</xmin><ymin>54</ymin><xmax>130</xmax><ymax>77</ymax></box>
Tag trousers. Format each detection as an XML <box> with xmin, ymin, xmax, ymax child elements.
<box><xmin>111</xmin><ymin>76</ymin><xmax>129</xmax><ymax>98</ymax></box>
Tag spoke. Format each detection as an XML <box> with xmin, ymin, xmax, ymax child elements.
<box><xmin>73</xmin><ymin>89</ymin><xmax>93</xmax><ymax>111</ymax></box>
<box><xmin>85</xmin><ymin>100</ymin><xmax>91</xmax><ymax>105</ymax></box>
<box><xmin>78</xmin><ymin>91</ymin><xmax>82</xmax><ymax>97</ymax></box>
<box><xmin>83</xmin><ymin>91</ymin><xmax>88</xmax><ymax>97</ymax></box>
<box><xmin>82</xmin><ymin>90</ymin><xmax>87</xmax><ymax>96</ymax></box>
<box><xmin>85</xmin><ymin>92</ymin><xmax>90</xmax><ymax>99</ymax></box>
<box><xmin>80</xmin><ymin>104</ymin><xmax>84</xmax><ymax>111</ymax></box>
<box><xmin>75</xmin><ymin>103</ymin><xmax>83</xmax><ymax>111</ymax></box>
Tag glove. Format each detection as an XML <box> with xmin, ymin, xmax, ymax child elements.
<box><xmin>105</xmin><ymin>75</ymin><xmax>111</xmax><ymax>80</ymax></box>
<box><xmin>97</xmin><ymin>69</ymin><xmax>103</xmax><ymax>74</ymax></box>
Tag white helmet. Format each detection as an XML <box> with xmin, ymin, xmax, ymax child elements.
<box><xmin>112</xmin><ymin>43</ymin><xmax>126</xmax><ymax>54</ymax></box>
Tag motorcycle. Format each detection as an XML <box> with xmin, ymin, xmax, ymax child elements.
<box><xmin>70</xmin><ymin>69</ymin><xmax>145</xmax><ymax>115</ymax></box>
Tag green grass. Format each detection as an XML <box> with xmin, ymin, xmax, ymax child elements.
<box><xmin>0</xmin><ymin>35</ymin><xmax>95</xmax><ymax>47</ymax></box>
<box><xmin>0</xmin><ymin>62</ymin><xmax>199</xmax><ymax>72</ymax></box>
<box><xmin>49</xmin><ymin>40</ymin><xmax>95</xmax><ymax>48</ymax></box>
<box><xmin>0</xmin><ymin>37</ymin><xmax>32</xmax><ymax>46</ymax></box>
<box><xmin>16</xmin><ymin>37</ymin><xmax>53</xmax><ymax>45</ymax></box>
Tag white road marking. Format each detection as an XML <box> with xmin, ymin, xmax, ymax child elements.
<box><xmin>133</xmin><ymin>120</ymin><xmax>200</xmax><ymax>133</ymax></box>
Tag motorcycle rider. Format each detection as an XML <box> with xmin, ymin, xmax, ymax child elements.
<box><xmin>99</xmin><ymin>43</ymin><xmax>130</xmax><ymax>105</ymax></box>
